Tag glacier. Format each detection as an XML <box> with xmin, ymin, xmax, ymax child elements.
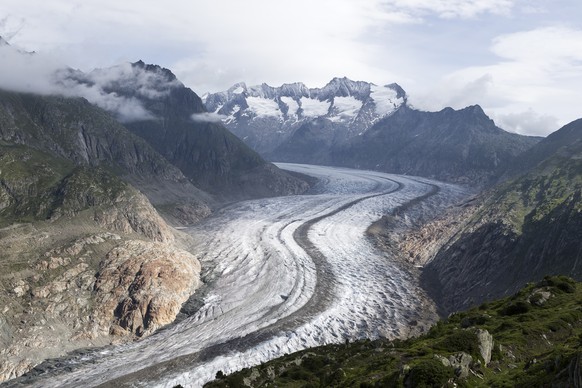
<box><xmin>6</xmin><ymin>164</ymin><xmax>468</xmax><ymax>388</ymax></box>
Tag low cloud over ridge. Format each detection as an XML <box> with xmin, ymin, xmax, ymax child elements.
<box><xmin>0</xmin><ymin>42</ymin><xmax>174</xmax><ymax>122</ymax></box>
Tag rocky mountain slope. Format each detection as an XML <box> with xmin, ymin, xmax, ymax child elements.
<box><xmin>68</xmin><ymin>61</ymin><xmax>308</xmax><ymax>201</ymax></box>
<box><xmin>203</xmin><ymin>78</ymin><xmax>406</xmax><ymax>155</ymax></box>
<box><xmin>205</xmin><ymin>276</ymin><xmax>582</xmax><ymax>387</ymax></box>
<box><xmin>0</xmin><ymin>89</ymin><xmax>212</xmax><ymax>224</ymax></box>
<box><xmin>422</xmin><ymin>118</ymin><xmax>582</xmax><ymax>314</ymax></box>
<box><xmin>283</xmin><ymin>104</ymin><xmax>540</xmax><ymax>185</ymax></box>
<box><xmin>0</xmin><ymin>144</ymin><xmax>201</xmax><ymax>381</ymax></box>
<box><xmin>0</xmin><ymin>44</ymin><xmax>308</xmax><ymax>383</ymax></box>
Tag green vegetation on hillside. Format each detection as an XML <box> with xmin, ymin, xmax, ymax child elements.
<box><xmin>0</xmin><ymin>144</ymin><xmax>133</xmax><ymax>227</ymax></box>
<box><xmin>205</xmin><ymin>276</ymin><xmax>582</xmax><ymax>387</ymax></box>
<box><xmin>422</xmin><ymin>121</ymin><xmax>582</xmax><ymax>314</ymax></box>
<box><xmin>485</xmin><ymin>139</ymin><xmax>582</xmax><ymax>234</ymax></box>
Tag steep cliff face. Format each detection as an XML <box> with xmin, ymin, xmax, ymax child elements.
<box><xmin>93</xmin><ymin>240</ymin><xmax>200</xmax><ymax>337</ymax></box>
<box><xmin>0</xmin><ymin>145</ymin><xmax>201</xmax><ymax>382</ymax></box>
<box><xmin>423</xmin><ymin>119</ymin><xmax>582</xmax><ymax>314</ymax></box>
<box><xmin>0</xmin><ymin>90</ymin><xmax>211</xmax><ymax>224</ymax></box>
<box><xmin>75</xmin><ymin>61</ymin><xmax>309</xmax><ymax>200</ymax></box>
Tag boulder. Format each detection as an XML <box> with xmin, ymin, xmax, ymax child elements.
<box><xmin>476</xmin><ymin>329</ymin><xmax>494</xmax><ymax>365</ymax></box>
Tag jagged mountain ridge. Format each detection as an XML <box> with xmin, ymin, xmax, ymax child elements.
<box><xmin>68</xmin><ymin>61</ymin><xmax>309</xmax><ymax>200</ymax></box>
<box><xmin>273</xmin><ymin>104</ymin><xmax>540</xmax><ymax>185</ymax></box>
<box><xmin>332</xmin><ymin>104</ymin><xmax>541</xmax><ymax>185</ymax></box>
<box><xmin>422</xmin><ymin>118</ymin><xmax>582</xmax><ymax>313</ymax></box>
<box><xmin>206</xmin><ymin>78</ymin><xmax>539</xmax><ymax>185</ymax></box>
<box><xmin>203</xmin><ymin>78</ymin><xmax>406</xmax><ymax>154</ymax></box>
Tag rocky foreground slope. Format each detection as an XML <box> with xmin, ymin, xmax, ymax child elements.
<box><xmin>205</xmin><ymin>276</ymin><xmax>582</xmax><ymax>387</ymax></box>
<box><xmin>0</xmin><ymin>144</ymin><xmax>201</xmax><ymax>381</ymax></box>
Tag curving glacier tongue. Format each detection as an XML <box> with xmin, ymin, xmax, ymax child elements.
<box><xmin>8</xmin><ymin>164</ymin><xmax>468</xmax><ymax>388</ymax></box>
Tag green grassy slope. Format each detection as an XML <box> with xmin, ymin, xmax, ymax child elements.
<box><xmin>204</xmin><ymin>276</ymin><xmax>582</xmax><ymax>388</ymax></box>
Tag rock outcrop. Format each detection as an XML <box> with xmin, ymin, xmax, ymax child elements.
<box><xmin>476</xmin><ymin>329</ymin><xmax>493</xmax><ymax>365</ymax></box>
<box><xmin>94</xmin><ymin>240</ymin><xmax>200</xmax><ymax>337</ymax></box>
<box><xmin>0</xmin><ymin>231</ymin><xmax>201</xmax><ymax>382</ymax></box>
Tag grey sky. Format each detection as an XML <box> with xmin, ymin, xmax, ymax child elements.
<box><xmin>0</xmin><ymin>0</ymin><xmax>580</xmax><ymax>136</ymax></box>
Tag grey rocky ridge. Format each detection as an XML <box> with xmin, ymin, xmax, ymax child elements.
<box><xmin>205</xmin><ymin>79</ymin><xmax>540</xmax><ymax>185</ymax></box>
<box><xmin>66</xmin><ymin>61</ymin><xmax>309</xmax><ymax>202</ymax></box>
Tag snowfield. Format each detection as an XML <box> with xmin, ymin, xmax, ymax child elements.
<box><xmin>10</xmin><ymin>164</ymin><xmax>468</xmax><ymax>388</ymax></box>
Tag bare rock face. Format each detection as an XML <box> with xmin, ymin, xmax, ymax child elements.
<box><xmin>0</xmin><ymin>233</ymin><xmax>201</xmax><ymax>383</ymax></box>
<box><xmin>94</xmin><ymin>191</ymin><xmax>175</xmax><ymax>243</ymax></box>
<box><xmin>436</xmin><ymin>352</ymin><xmax>473</xmax><ymax>378</ymax></box>
<box><xmin>93</xmin><ymin>240</ymin><xmax>200</xmax><ymax>337</ymax></box>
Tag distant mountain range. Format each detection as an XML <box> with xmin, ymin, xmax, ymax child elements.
<box><xmin>203</xmin><ymin>78</ymin><xmax>406</xmax><ymax>155</ymax></box>
<box><xmin>205</xmin><ymin>79</ymin><xmax>540</xmax><ymax>185</ymax></box>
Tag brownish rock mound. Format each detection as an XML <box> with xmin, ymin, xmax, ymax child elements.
<box><xmin>94</xmin><ymin>240</ymin><xmax>201</xmax><ymax>337</ymax></box>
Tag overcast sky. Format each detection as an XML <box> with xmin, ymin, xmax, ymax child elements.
<box><xmin>0</xmin><ymin>0</ymin><xmax>580</xmax><ymax>136</ymax></box>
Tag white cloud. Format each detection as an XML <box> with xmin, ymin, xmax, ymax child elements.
<box><xmin>0</xmin><ymin>43</ymin><xmax>178</xmax><ymax>122</ymax></box>
<box><xmin>382</xmin><ymin>0</ymin><xmax>516</xmax><ymax>19</ymax></box>
<box><xmin>494</xmin><ymin>109</ymin><xmax>559</xmax><ymax>137</ymax></box>
<box><xmin>191</xmin><ymin>112</ymin><xmax>226</xmax><ymax>123</ymax></box>
<box><xmin>411</xmin><ymin>26</ymin><xmax>582</xmax><ymax>135</ymax></box>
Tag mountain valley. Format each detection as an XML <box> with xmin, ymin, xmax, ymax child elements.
<box><xmin>0</xmin><ymin>37</ymin><xmax>581</xmax><ymax>388</ymax></box>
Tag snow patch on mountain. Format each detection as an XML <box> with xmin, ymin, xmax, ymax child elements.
<box><xmin>281</xmin><ymin>96</ymin><xmax>300</xmax><ymax>120</ymax></box>
<box><xmin>331</xmin><ymin>96</ymin><xmax>363</xmax><ymax>121</ymax></box>
<box><xmin>370</xmin><ymin>85</ymin><xmax>402</xmax><ymax>117</ymax></box>
<box><xmin>246</xmin><ymin>96</ymin><xmax>283</xmax><ymax>119</ymax></box>
<box><xmin>300</xmin><ymin>97</ymin><xmax>331</xmax><ymax>118</ymax></box>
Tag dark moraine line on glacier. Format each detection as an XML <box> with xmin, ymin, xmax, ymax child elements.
<box><xmin>95</xmin><ymin>179</ymin><xmax>444</xmax><ymax>388</ymax></box>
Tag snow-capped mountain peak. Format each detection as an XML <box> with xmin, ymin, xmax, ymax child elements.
<box><xmin>205</xmin><ymin>78</ymin><xmax>406</xmax><ymax>125</ymax></box>
<box><xmin>203</xmin><ymin>78</ymin><xmax>407</xmax><ymax>154</ymax></box>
